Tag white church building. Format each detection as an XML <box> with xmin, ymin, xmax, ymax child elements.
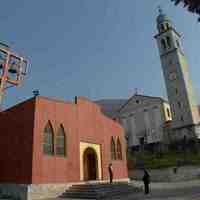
<box><xmin>97</xmin><ymin>94</ymin><xmax>172</xmax><ymax>152</ymax></box>
<box><xmin>118</xmin><ymin>94</ymin><xmax>172</xmax><ymax>152</ymax></box>
<box><xmin>97</xmin><ymin>9</ymin><xmax>200</xmax><ymax>152</ymax></box>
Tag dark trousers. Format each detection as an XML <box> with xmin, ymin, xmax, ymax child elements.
<box><xmin>144</xmin><ymin>183</ymin><xmax>149</xmax><ymax>194</ymax></box>
<box><xmin>109</xmin><ymin>173</ymin><xmax>113</xmax><ymax>183</ymax></box>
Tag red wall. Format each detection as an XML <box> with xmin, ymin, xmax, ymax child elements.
<box><xmin>77</xmin><ymin>98</ymin><xmax>128</xmax><ymax>181</ymax></box>
<box><xmin>0</xmin><ymin>98</ymin><xmax>35</xmax><ymax>184</ymax></box>
<box><xmin>32</xmin><ymin>97</ymin><xmax>127</xmax><ymax>184</ymax></box>
<box><xmin>32</xmin><ymin>97</ymin><xmax>79</xmax><ymax>183</ymax></box>
<box><xmin>0</xmin><ymin>96</ymin><xmax>128</xmax><ymax>184</ymax></box>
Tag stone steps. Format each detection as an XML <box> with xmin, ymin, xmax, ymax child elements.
<box><xmin>60</xmin><ymin>182</ymin><xmax>140</xmax><ymax>199</ymax></box>
<box><xmin>0</xmin><ymin>191</ymin><xmax>13</xmax><ymax>200</ymax></box>
<box><xmin>30</xmin><ymin>192</ymin><xmax>62</xmax><ymax>200</ymax></box>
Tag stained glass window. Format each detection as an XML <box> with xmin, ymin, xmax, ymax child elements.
<box><xmin>43</xmin><ymin>121</ymin><xmax>54</xmax><ymax>155</ymax></box>
<box><xmin>116</xmin><ymin>138</ymin><xmax>122</xmax><ymax>160</ymax></box>
<box><xmin>56</xmin><ymin>125</ymin><xmax>66</xmax><ymax>156</ymax></box>
<box><xmin>111</xmin><ymin>137</ymin><xmax>116</xmax><ymax>160</ymax></box>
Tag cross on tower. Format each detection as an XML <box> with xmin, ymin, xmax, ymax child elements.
<box><xmin>158</xmin><ymin>5</ymin><xmax>163</xmax><ymax>15</ymax></box>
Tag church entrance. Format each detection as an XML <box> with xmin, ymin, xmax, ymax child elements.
<box><xmin>83</xmin><ymin>147</ymin><xmax>98</xmax><ymax>181</ymax></box>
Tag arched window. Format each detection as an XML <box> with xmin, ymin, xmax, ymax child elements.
<box><xmin>178</xmin><ymin>101</ymin><xmax>181</xmax><ymax>109</ymax></box>
<box><xmin>176</xmin><ymin>40</ymin><xmax>180</xmax><ymax>48</ymax></box>
<box><xmin>116</xmin><ymin>137</ymin><xmax>122</xmax><ymax>160</ymax></box>
<box><xmin>181</xmin><ymin>116</ymin><xmax>184</xmax><ymax>122</ymax></box>
<box><xmin>175</xmin><ymin>88</ymin><xmax>178</xmax><ymax>94</ymax></box>
<box><xmin>161</xmin><ymin>39</ymin><xmax>167</xmax><ymax>50</ymax></box>
<box><xmin>166</xmin><ymin>23</ymin><xmax>170</xmax><ymax>29</ymax></box>
<box><xmin>160</xmin><ymin>24</ymin><xmax>165</xmax><ymax>32</ymax></box>
<box><xmin>56</xmin><ymin>125</ymin><xmax>66</xmax><ymax>156</ymax></box>
<box><xmin>111</xmin><ymin>137</ymin><xmax>116</xmax><ymax>160</ymax></box>
<box><xmin>43</xmin><ymin>121</ymin><xmax>54</xmax><ymax>155</ymax></box>
<box><xmin>167</xmin><ymin>108</ymin><xmax>171</xmax><ymax>118</ymax></box>
<box><xmin>166</xmin><ymin>36</ymin><xmax>171</xmax><ymax>48</ymax></box>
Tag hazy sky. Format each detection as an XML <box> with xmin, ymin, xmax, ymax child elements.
<box><xmin>1</xmin><ymin>0</ymin><xmax>200</xmax><ymax>108</ymax></box>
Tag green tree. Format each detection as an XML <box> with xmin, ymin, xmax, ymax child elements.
<box><xmin>170</xmin><ymin>0</ymin><xmax>200</xmax><ymax>22</ymax></box>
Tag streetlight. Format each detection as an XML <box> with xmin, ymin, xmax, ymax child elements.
<box><xmin>0</xmin><ymin>42</ymin><xmax>27</xmax><ymax>106</ymax></box>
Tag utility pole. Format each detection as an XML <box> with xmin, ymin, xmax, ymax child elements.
<box><xmin>0</xmin><ymin>42</ymin><xmax>27</xmax><ymax>107</ymax></box>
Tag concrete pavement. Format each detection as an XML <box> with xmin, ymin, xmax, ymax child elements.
<box><xmin>130</xmin><ymin>179</ymin><xmax>200</xmax><ymax>190</ymax></box>
<box><xmin>127</xmin><ymin>180</ymin><xmax>200</xmax><ymax>200</ymax></box>
<box><xmin>47</xmin><ymin>180</ymin><xmax>200</xmax><ymax>200</ymax></box>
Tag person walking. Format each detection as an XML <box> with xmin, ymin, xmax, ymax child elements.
<box><xmin>108</xmin><ymin>163</ymin><xmax>113</xmax><ymax>184</ymax></box>
<box><xmin>142</xmin><ymin>169</ymin><xmax>150</xmax><ymax>194</ymax></box>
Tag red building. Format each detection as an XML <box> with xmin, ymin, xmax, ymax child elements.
<box><xmin>0</xmin><ymin>96</ymin><xmax>128</xmax><ymax>199</ymax></box>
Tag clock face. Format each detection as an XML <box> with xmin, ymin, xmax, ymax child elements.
<box><xmin>169</xmin><ymin>72</ymin><xmax>177</xmax><ymax>81</ymax></box>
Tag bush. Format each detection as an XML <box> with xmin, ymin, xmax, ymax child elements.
<box><xmin>127</xmin><ymin>150</ymin><xmax>200</xmax><ymax>169</ymax></box>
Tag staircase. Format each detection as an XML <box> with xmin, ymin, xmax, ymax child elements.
<box><xmin>60</xmin><ymin>182</ymin><xmax>141</xmax><ymax>199</ymax></box>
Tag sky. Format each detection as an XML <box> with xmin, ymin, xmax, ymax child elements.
<box><xmin>1</xmin><ymin>0</ymin><xmax>200</xmax><ymax>108</ymax></box>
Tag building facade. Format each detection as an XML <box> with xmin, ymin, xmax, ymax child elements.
<box><xmin>0</xmin><ymin>96</ymin><xmax>128</xmax><ymax>199</ymax></box>
<box><xmin>155</xmin><ymin>9</ymin><xmax>200</xmax><ymax>141</ymax></box>
<box><xmin>97</xmin><ymin>95</ymin><xmax>172</xmax><ymax>152</ymax></box>
<box><xmin>118</xmin><ymin>95</ymin><xmax>172</xmax><ymax>152</ymax></box>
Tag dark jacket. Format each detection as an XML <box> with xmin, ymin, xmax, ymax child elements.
<box><xmin>108</xmin><ymin>165</ymin><xmax>113</xmax><ymax>176</ymax></box>
<box><xmin>142</xmin><ymin>171</ymin><xmax>150</xmax><ymax>184</ymax></box>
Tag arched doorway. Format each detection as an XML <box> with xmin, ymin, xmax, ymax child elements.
<box><xmin>83</xmin><ymin>147</ymin><xmax>98</xmax><ymax>181</ymax></box>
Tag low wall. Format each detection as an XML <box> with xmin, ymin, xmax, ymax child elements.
<box><xmin>0</xmin><ymin>184</ymin><xmax>28</xmax><ymax>200</ymax></box>
<box><xmin>0</xmin><ymin>183</ymin><xmax>70</xmax><ymax>200</ymax></box>
<box><xmin>129</xmin><ymin>166</ymin><xmax>200</xmax><ymax>182</ymax></box>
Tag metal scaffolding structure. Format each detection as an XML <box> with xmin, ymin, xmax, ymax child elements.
<box><xmin>0</xmin><ymin>42</ymin><xmax>27</xmax><ymax>106</ymax></box>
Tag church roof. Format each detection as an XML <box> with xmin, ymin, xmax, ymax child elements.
<box><xmin>157</xmin><ymin>13</ymin><xmax>171</xmax><ymax>24</ymax></box>
<box><xmin>95</xmin><ymin>99</ymin><xmax>127</xmax><ymax>118</ymax></box>
<box><xmin>156</xmin><ymin>7</ymin><xmax>172</xmax><ymax>25</ymax></box>
<box><xmin>117</xmin><ymin>94</ymin><xmax>168</xmax><ymax>113</ymax></box>
<box><xmin>96</xmin><ymin>94</ymin><xmax>168</xmax><ymax>118</ymax></box>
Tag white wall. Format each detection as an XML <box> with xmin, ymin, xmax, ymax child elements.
<box><xmin>119</xmin><ymin>96</ymin><xmax>170</xmax><ymax>148</ymax></box>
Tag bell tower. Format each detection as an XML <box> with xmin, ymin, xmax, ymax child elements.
<box><xmin>154</xmin><ymin>8</ymin><xmax>200</xmax><ymax>139</ymax></box>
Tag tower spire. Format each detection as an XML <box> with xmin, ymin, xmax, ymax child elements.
<box><xmin>154</xmin><ymin>9</ymin><xmax>200</xmax><ymax>139</ymax></box>
<box><xmin>156</xmin><ymin>6</ymin><xmax>172</xmax><ymax>33</ymax></box>
<box><xmin>158</xmin><ymin>5</ymin><xmax>163</xmax><ymax>15</ymax></box>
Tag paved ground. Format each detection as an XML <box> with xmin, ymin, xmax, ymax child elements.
<box><xmin>130</xmin><ymin>179</ymin><xmax>200</xmax><ymax>190</ymax></box>
<box><xmin>57</xmin><ymin>187</ymin><xmax>200</xmax><ymax>200</ymax></box>
<box><xmin>47</xmin><ymin>180</ymin><xmax>200</xmax><ymax>200</ymax></box>
<box><xmin>126</xmin><ymin>180</ymin><xmax>200</xmax><ymax>200</ymax></box>
<box><xmin>125</xmin><ymin>186</ymin><xmax>200</xmax><ymax>200</ymax></box>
